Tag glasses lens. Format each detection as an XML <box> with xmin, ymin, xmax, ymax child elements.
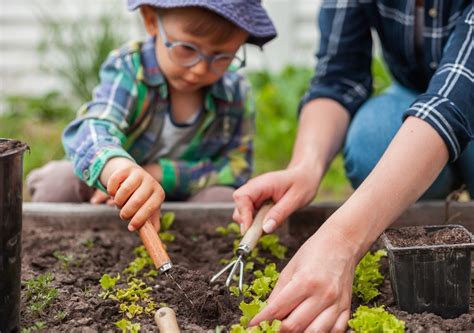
<box><xmin>211</xmin><ymin>55</ymin><xmax>235</xmax><ymax>73</ymax></box>
<box><xmin>169</xmin><ymin>43</ymin><xmax>199</xmax><ymax>66</ymax></box>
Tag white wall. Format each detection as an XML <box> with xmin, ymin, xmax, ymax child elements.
<box><xmin>0</xmin><ymin>0</ymin><xmax>321</xmax><ymax>98</ymax></box>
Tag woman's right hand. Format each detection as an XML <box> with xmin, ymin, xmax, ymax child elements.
<box><xmin>233</xmin><ymin>165</ymin><xmax>321</xmax><ymax>234</ymax></box>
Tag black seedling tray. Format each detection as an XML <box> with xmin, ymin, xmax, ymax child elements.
<box><xmin>381</xmin><ymin>224</ymin><xmax>474</xmax><ymax>319</ymax></box>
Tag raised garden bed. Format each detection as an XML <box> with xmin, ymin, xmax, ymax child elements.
<box><xmin>20</xmin><ymin>202</ymin><xmax>474</xmax><ymax>332</ymax></box>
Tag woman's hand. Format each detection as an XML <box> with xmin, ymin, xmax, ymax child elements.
<box><xmin>250</xmin><ymin>224</ymin><xmax>357</xmax><ymax>332</ymax></box>
<box><xmin>233</xmin><ymin>165</ymin><xmax>321</xmax><ymax>234</ymax></box>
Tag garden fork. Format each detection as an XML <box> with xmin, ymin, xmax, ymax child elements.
<box><xmin>210</xmin><ymin>202</ymin><xmax>273</xmax><ymax>291</ymax></box>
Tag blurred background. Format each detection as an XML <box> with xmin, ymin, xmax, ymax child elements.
<box><xmin>0</xmin><ymin>0</ymin><xmax>392</xmax><ymax>201</ymax></box>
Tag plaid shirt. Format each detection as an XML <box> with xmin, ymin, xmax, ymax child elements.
<box><xmin>301</xmin><ymin>0</ymin><xmax>473</xmax><ymax>161</ymax></box>
<box><xmin>63</xmin><ymin>38</ymin><xmax>255</xmax><ymax>199</ymax></box>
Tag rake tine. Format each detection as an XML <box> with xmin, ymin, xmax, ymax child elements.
<box><xmin>225</xmin><ymin>256</ymin><xmax>242</xmax><ymax>287</ymax></box>
<box><xmin>210</xmin><ymin>259</ymin><xmax>237</xmax><ymax>284</ymax></box>
<box><xmin>238</xmin><ymin>258</ymin><xmax>244</xmax><ymax>291</ymax></box>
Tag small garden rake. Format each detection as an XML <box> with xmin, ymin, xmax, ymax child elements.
<box><xmin>210</xmin><ymin>202</ymin><xmax>273</xmax><ymax>291</ymax></box>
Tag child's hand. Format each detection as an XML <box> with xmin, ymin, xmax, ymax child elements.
<box><xmin>90</xmin><ymin>189</ymin><xmax>114</xmax><ymax>206</ymax></box>
<box><xmin>101</xmin><ymin>158</ymin><xmax>165</xmax><ymax>232</ymax></box>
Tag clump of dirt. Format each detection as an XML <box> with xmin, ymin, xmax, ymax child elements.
<box><xmin>385</xmin><ymin>226</ymin><xmax>472</xmax><ymax>247</ymax></box>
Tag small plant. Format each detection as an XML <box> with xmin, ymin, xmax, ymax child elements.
<box><xmin>55</xmin><ymin>310</ymin><xmax>67</xmax><ymax>321</ymax></box>
<box><xmin>81</xmin><ymin>238</ymin><xmax>95</xmax><ymax>249</ymax></box>
<box><xmin>20</xmin><ymin>321</ymin><xmax>46</xmax><ymax>333</ymax></box>
<box><xmin>53</xmin><ymin>251</ymin><xmax>76</xmax><ymax>270</ymax></box>
<box><xmin>24</xmin><ymin>273</ymin><xmax>58</xmax><ymax>314</ymax></box>
<box><xmin>160</xmin><ymin>212</ymin><xmax>176</xmax><ymax>242</ymax></box>
<box><xmin>123</xmin><ymin>246</ymin><xmax>154</xmax><ymax>277</ymax></box>
<box><xmin>230</xmin><ymin>320</ymin><xmax>281</xmax><ymax>333</ymax></box>
<box><xmin>353</xmin><ymin>250</ymin><xmax>387</xmax><ymax>303</ymax></box>
<box><xmin>259</xmin><ymin>235</ymin><xmax>287</xmax><ymax>260</ymax></box>
<box><xmin>216</xmin><ymin>222</ymin><xmax>241</xmax><ymax>236</ymax></box>
<box><xmin>115</xmin><ymin>319</ymin><xmax>141</xmax><ymax>333</ymax></box>
<box><xmin>99</xmin><ymin>273</ymin><xmax>120</xmax><ymax>299</ymax></box>
<box><xmin>348</xmin><ymin>305</ymin><xmax>405</xmax><ymax>332</ymax></box>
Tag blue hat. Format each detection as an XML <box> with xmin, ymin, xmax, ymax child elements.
<box><xmin>127</xmin><ymin>0</ymin><xmax>277</xmax><ymax>47</ymax></box>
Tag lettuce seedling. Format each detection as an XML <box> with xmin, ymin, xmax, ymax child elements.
<box><xmin>115</xmin><ymin>319</ymin><xmax>140</xmax><ymax>333</ymax></box>
<box><xmin>230</xmin><ymin>320</ymin><xmax>281</xmax><ymax>333</ymax></box>
<box><xmin>216</xmin><ymin>222</ymin><xmax>241</xmax><ymax>236</ymax></box>
<box><xmin>239</xmin><ymin>299</ymin><xmax>267</xmax><ymax>327</ymax></box>
<box><xmin>160</xmin><ymin>212</ymin><xmax>175</xmax><ymax>231</ymax></box>
<box><xmin>259</xmin><ymin>235</ymin><xmax>287</xmax><ymax>259</ymax></box>
<box><xmin>348</xmin><ymin>305</ymin><xmax>405</xmax><ymax>332</ymax></box>
<box><xmin>353</xmin><ymin>250</ymin><xmax>387</xmax><ymax>303</ymax></box>
<box><xmin>99</xmin><ymin>273</ymin><xmax>120</xmax><ymax>299</ymax></box>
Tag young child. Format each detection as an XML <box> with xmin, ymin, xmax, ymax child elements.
<box><xmin>27</xmin><ymin>0</ymin><xmax>276</xmax><ymax>232</ymax></box>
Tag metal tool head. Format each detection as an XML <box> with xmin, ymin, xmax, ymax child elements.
<box><xmin>210</xmin><ymin>253</ymin><xmax>245</xmax><ymax>291</ymax></box>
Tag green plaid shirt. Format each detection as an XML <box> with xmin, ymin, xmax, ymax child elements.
<box><xmin>63</xmin><ymin>38</ymin><xmax>255</xmax><ymax>199</ymax></box>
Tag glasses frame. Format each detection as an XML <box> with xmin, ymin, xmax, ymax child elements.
<box><xmin>156</xmin><ymin>14</ymin><xmax>246</xmax><ymax>74</ymax></box>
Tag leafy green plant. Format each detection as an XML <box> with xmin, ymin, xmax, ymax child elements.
<box><xmin>259</xmin><ymin>235</ymin><xmax>287</xmax><ymax>260</ymax></box>
<box><xmin>123</xmin><ymin>246</ymin><xmax>154</xmax><ymax>277</ymax></box>
<box><xmin>216</xmin><ymin>222</ymin><xmax>241</xmax><ymax>236</ymax></box>
<box><xmin>20</xmin><ymin>321</ymin><xmax>46</xmax><ymax>333</ymax></box>
<box><xmin>230</xmin><ymin>320</ymin><xmax>281</xmax><ymax>333</ymax></box>
<box><xmin>24</xmin><ymin>273</ymin><xmax>58</xmax><ymax>314</ymax></box>
<box><xmin>55</xmin><ymin>310</ymin><xmax>67</xmax><ymax>321</ymax></box>
<box><xmin>99</xmin><ymin>273</ymin><xmax>120</xmax><ymax>299</ymax></box>
<box><xmin>160</xmin><ymin>212</ymin><xmax>176</xmax><ymax>242</ymax></box>
<box><xmin>115</xmin><ymin>319</ymin><xmax>141</xmax><ymax>333</ymax></box>
<box><xmin>53</xmin><ymin>250</ymin><xmax>76</xmax><ymax>270</ymax></box>
<box><xmin>353</xmin><ymin>250</ymin><xmax>387</xmax><ymax>303</ymax></box>
<box><xmin>348</xmin><ymin>305</ymin><xmax>405</xmax><ymax>332</ymax></box>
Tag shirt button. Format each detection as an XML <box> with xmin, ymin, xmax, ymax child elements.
<box><xmin>83</xmin><ymin>169</ymin><xmax>90</xmax><ymax>180</ymax></box>
<box><xmin>429</xmin><ymin>8</ymin><xmax>438</xmax><ymax>18</ymax></box>
<box><xmin>430</xmin><ymin>61</ymin><xmax>438</xmax><ymax>69</ymax></box>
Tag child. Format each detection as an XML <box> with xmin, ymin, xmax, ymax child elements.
<box><xmin>27</xmin><ymin>0</ymin><xmax>276</xmax><ymax>232</ymax></box>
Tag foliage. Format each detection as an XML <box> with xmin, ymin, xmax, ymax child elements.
<box><xmin>52</xmin><ymin>251</ymin><xmax>76</xmax><ymax>270</ymax></box>
<box><xmin>230</xmin><ymin>320</ymin><xmax>281</xmax><ymax>333</ymax></box>
<box><xmin>216</xmin><ymin>222</ymin><xmax>241</xmax><ymax>236</ymax></box>
<box><xmin>115</xmin><ymin>319</ymin><xmax>141</xmax><ymax>333</ymax></box>
<box><xmin>99</xmin><ymin>273</ymin><xmax>120</xmax><ymax>299</ymax></box>
<box><xmin>123</xmin><ymin>246</ymin><xmax>153</xmax><ymax>277</ymax></box>
<box><xmin>24</xmin><ymin>273</ymin><xmax>58</xmax><ymax>314</ymax></box>
<box><xmin>37</xmin><ymin>7</ymin><xmax>126</xmax><ymax>103</ymax></box>
<box><xmin>348</xmin><ymin>305</ymin><xmax>405</xmax><ymax>333</ymax></box>
<box><xmin>20</xmin><ymin>321</ymin><xmax>46</xmax><ymax>333</ymax></box>
<box><xmin>259</xmin><ymin>235</ymin><xmax>287</xmax><ymax>260</ymax></box>
<box><xmin>160</xmin><ymin>212</ymin><xmax>177</xmax><ymax>242</ymax></box>
<box><xmin>353</xmin><ymin>250</ymin><xmax>387</xmax><ymax>303</ymax></box>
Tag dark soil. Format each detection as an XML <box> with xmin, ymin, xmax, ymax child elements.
<box><xmin>0</xmin><ymin>139</ymin><xmax>28</xmax><ymax>156</ymax></box>
<box><xmin>386</xmin><ymin>226</ymin><xmax>472</xmax><ymax>247</ymax></box>
<box><xmin>20</xmin><ymin>219</ymin><xmax>474</xmax><ymax>332</ymax></box>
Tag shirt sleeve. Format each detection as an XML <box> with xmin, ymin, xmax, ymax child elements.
<box><xmin>158</xmin><ymin>79</ymin><xmax>255</xmax><ymax>199</ymax></box>
<box><xmin>299</xmin><ymin>1</ymin><xmax>373</xmax><ymax>116</ymax></box>
<box><xmin>403</xmin><ymin>5</ymin><xmax>474</xmax><ymax>161</ymax></box>
<box><xmin>62</xmin><ymin>50</ymin><xmax>138</xmax><ymax>191</ymax></box>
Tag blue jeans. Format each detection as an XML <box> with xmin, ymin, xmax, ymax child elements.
<box><xmin>344</xmin><ymin>84</ymin><xmax>474</xmax><ymax>199</ymax></box>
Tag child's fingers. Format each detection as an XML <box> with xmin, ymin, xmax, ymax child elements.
<box><xmin>107</xmin><ymin>168</ymin><xmax>131</xmax><ymax>197</ymax></box>
<box><xmin>119</xmin><ymin>185</ymin><xmax>152</xmax><ymax>220</ymax></box>
<box><xmin>150</xmin><ymin>210</ymin><xmax>161</xmax><ymax>232</ymax></box>
<box><xmin>113</xmin><ymin>172</ymin><xmax>142</xmax><ymax>207</ymax></box>
<box><xmin>90</xmin><ymin>189</ymin><xmax>109</xmax><ymax>204</ymax></box>
<box><xmin>128</xmin><ymin>191</ymin><xmax>164</xmax><ymax>231</ymax></box>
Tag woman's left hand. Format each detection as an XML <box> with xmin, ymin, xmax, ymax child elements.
<box><xmin>250</xmin><ymin>224</ymin><xmax>357</xmax><ymax>332</ymax></box>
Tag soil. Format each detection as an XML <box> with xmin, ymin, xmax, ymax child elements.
<box><xmin>20</xmin><ymin>219</ymin><xmax>474</xmax><ymax>332</ymax></box>
<box><xmin>0</xmin><ymin>139</ymin><xmax>28</xmax><ymax>156</ymax></box>
<box><xmin>386</xmin><ymin>226</ymin><xmax>472</xmax><ymax>247</ymax></box>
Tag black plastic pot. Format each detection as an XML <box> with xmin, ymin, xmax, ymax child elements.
<box><xmin>0</xmin><ymin>139</ymin><xmax>28</xmax><ymax>333</ymax></box>
<box><xmin>381</xmin><ymin>224</ymin><xmax>474</xmax><ymax>319</ymax></box>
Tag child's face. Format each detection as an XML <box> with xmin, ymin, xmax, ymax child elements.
<box><xmin>141</xmin><ymin>6</ymin><xmax>248</xmax><ymax>93</ymax></box>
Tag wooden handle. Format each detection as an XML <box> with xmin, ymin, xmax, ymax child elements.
<box><xmin>240</xmin><ymin>202</ymin><xmax>274</xmax><ymax>251</ymax></box>
<box><xmin>155</xmin><ymin>307</ymin><xmax>180</xmax><ymax>333</ymax></box>
<box><xmin>139</xmin><ymin>220</ymin><xmax>171</xmax><ymax>271</ymax></box>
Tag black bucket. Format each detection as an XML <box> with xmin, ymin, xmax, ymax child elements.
<box><xmin>381</xmin><ymin>225</ymin><xmax>474</xmax><ymax>318</ymax></box>
<box><xmin>0</xmin><ymin>139</ymin><xmax>28</xmax><ymax>333</ymax></box>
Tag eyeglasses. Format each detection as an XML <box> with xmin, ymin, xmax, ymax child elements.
<box><xmin>157</xmin><ymin>15</ymin><xmax>246</xmax><ymax>74</ymax></box>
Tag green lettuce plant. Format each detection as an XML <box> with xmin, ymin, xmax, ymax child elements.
<box><xmin>348</xmin><ymin>305</ymin><xmax>405</xmax><ymax>332</ymax></box>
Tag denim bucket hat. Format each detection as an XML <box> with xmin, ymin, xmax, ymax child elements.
<box><xmin>127</xmin><ymin>0</ymin><xmax>277</xmax><ymax>47</ymax></box>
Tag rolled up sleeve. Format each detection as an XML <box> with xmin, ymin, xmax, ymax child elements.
<box><xmin>403</xmin><ymin>5</ymin><xmax>474</xmax><ymax>161</ymax></box>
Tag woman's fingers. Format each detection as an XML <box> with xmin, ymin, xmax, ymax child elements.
<box><xmin>331</xmin><ymin>309</ymin><xmax>350</xmax><ymax>333</ymax></box>
<box><xmin>262</xmin><ymin>187</ymin><xmax>304</xmax><ymax>233</ymax></box>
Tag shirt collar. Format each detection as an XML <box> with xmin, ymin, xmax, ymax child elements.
<box><xmin>140</xmin><ymin>36</ymin><xmax>235</xmax><ymax>103</ymax></box>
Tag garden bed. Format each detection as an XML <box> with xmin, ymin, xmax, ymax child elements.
<box><xmin>20</xmin><ymin>202</ymin><xmax>474</xmax><ymax>332</ymax></box>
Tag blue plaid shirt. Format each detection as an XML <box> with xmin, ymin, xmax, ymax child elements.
<box><xmin>301</xmin><ymin>0</ymin><xmax>473</xmax><ymax>161</ymax></box>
